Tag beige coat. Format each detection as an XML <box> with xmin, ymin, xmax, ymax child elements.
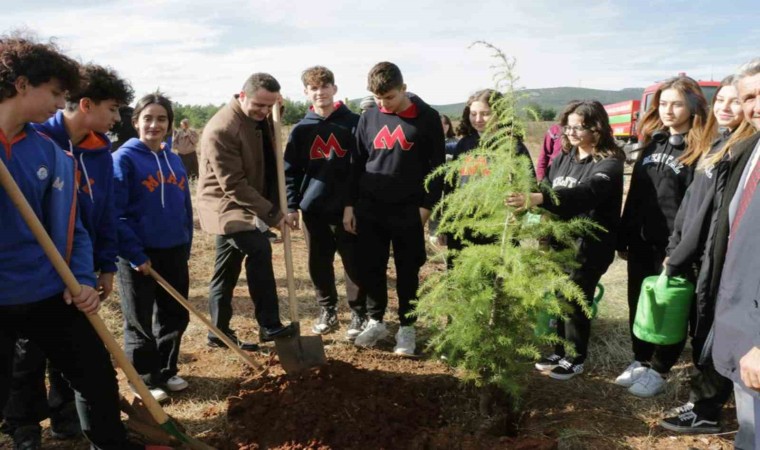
<box><xmin>196</xmin><ymin>96</ymin><xmax>283</xmax><ymax>235</ymax></box>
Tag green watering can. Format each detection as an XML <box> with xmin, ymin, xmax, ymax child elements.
<box><xmin>633</xmin><ymin>274</ymin><xmax>694</xmax><ymax>345</ymax></box>
<box><xmin>535</xmin><ymin>283</ymin><xmax>605</xmax><ymax>336</ymax></box>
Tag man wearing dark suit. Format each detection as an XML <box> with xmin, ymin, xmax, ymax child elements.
<box><xmin>711</xmin><ymin>57</ymin><xmax>760</xmax><ymax>449</ymax></box>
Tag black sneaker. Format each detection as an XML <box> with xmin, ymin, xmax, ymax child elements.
<box><xmin>12</xmin><ymin>424</ymin><xmax>41</xmax><ymax>450</ymax></box>
<box><xmin>549</xmin><ymin>358</ymin><xmax>584</xmax><ymax>380</ymax></box>
<box><xmin>345</xmin><ymin>312</ymin><xmax>367</xmax><ymax>341</ymax></box>
<box><xmin>50</xmin><ymin>402</ymin><xmax>81</xmax><ymax>439</ymax></box>
<box><xmin>207</xmin><ymin>331</ymin><xmax>259</xmax><ymax>351</ymax></box>
<box><xmin>660</xmin><ymin>410</ymin><xmax>720</xmax><ymax>434</ymax></box>
<box><xmin>534</xmin><ymin>354</ymin><xmax>563</xmax><ymax>371</ymax></box>
<box><xmin>259</xmin><ymin>323</ymin><xmax>294</xmax><ymax>342</ymax></box>
<box><xmin>312</xmin><ymin>307</ymin><xmax>339</xmax><ymax>335</ymax></box>
<box><xmin>663</xmin><ymin>401</ymin><xmax>694</xmax><ymax>417</ymax></box>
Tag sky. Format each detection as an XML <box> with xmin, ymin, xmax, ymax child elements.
<box><xmin>3</xmin><ymin>0</ymin><xmax>759</xmax><ymax>106</ymax></box>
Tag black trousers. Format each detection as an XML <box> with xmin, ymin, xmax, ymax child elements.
<box><xmin>207</xmin><ymin>230</ymin><xmax>283</xmax><ymax>339</ymax></box>
<box><xmin>179</xmin><ymin>152</ymin><xmax>198</xmax><ymax>179</ymax></box>
<box><xmin>627</xmin><ymin>242</ymin><xmax>686</xmax><ymax>374</ymax></box>
<box><xmin>685</xmin><ymin>307</ymin><xmax>733</xmax><ymax>420</ymax></box>
<box><xmin>355</xmin><ymin>201</ymin><xmax>426</xmax><ymax>326</ymax></box>
<box><xmin>302</xmin><ymin>212</ymin><xmax>365</xmax><ymax>313</ymax></box>
<box><xmin>116</xmin><ymin>245</ymin><xmax>190</xmax><ymax>387</ymax></box>
<box><xmin>554</xmin><ymin>268</ymin><xmax>605</xmax><ymax>364</ymax></box>
<box><xmin>2</xmin><ymin>337</ymin><xmax>75</xmax><ymax>431</ymax></box>
<box><xmin>445</xmin><ymin>230</ymin><xmax>496</xmax><ymax>270</ymax></box>
<box><xmin>0</xmin><ymin>295</ymin><xmax>132</xmax><ymax>449</ymax></box>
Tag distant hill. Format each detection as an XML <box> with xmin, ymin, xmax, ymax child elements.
<box><xmin>429</xmin><ymin>87</ymin><xmax>645</xmax><ymax>119</ymax></box>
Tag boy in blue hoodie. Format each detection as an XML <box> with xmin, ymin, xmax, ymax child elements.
<box><xmin>284</xmin><ymin>66</ymin><xmax>366</xmax><ymax>339</ymax></box>
<box><xmin>113</xmin><ymin>92</ymin><xmax>193</xmax><ymax>403</ymax></box>
<box><xmin>344</xmin><ymin>62</ymin><xmax>445</xmax><ymax>356</ymax></box>
<box><xmin>3</xmin><ymin>63</ymin><xmax>134</xmax><ymax>446</ymax></box>
<box><xmin>0</xmin><ymin>35</ymin><xmax>150</xmax><ymax>450</ymax></box>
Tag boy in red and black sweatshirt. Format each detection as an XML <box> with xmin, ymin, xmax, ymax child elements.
<box><xmin>343</xmin><ymin>62</ymin><xmax>445</xmax><ymax>356</ymax></box>
<box><xmin>284</xmin><ymin>66</ymin><xmax>366</xmax><ymax>340</ymax></box>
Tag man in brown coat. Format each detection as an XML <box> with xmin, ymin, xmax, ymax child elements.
<box><xmin>197</xmin><ymin>73</ymin><xmax>293</xmax><ymax>350</ymax></box>
<box><xmin>173</xmin><ymin>119</ymin><xmax>199</xmax><ymax>178</ymax></box>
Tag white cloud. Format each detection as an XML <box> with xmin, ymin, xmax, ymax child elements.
<box><xmin>1</xmin><ymin>0</ymin><xmax>757</xmax><ymax>106</ymax></box>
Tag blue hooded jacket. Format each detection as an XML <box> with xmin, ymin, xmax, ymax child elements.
<box><xmin>1</xmin><ymin>125</ymin><xmax>96</xmax><ymax>305</ymax></box>
<box><xmin>112</xmin><ymin>138</ymin><xmax>193</xmax><ymax>266</ymax></box>
<box><xmin>34</xmin><ymin>111</ymin><xmax>118</xmax><ymax>273</ymax></box>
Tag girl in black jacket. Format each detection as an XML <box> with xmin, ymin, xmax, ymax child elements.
<box><xmin>442</xmin><ymin>89</ymin><xmax>533</xmax><ymax>262</ymax></box>
<box><xmin>659</xmin><ymin>76</ymin><xmax>755</xmax><ymax>432</ymax></box>
<box><xmin>506</xmin><ymin>100</ymin><xmax>624</xmax><ymax>380</ymax></box>
<box><xmin>616</xmin><ymin>76</ymin><xmax>708</xmax><ymax>397</ymax></box>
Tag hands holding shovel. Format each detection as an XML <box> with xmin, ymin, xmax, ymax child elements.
<box><xmin>63</xmin><ymin>284</ymin><xmax>101</xmax><ymax>315</ymax></box>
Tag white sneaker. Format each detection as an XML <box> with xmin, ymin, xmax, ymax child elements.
<box><xmin>130</xmin><ymin>383</ymin><xmax>169</xmax><ymax>403</ymax></box>
<box><xmin>628</xmin><ymin>368</ymin><xmax>665</xmax><ymax>397</ymax></box>
<box><xmin>165</xmin><ymin>375</ymin><xmax>189</xmax><ymax>392</ymax></box>
<box><xmin>354</xmin><ymin>319</ymin><xmax>388</xmax><ymax>347</ymax></box>
<box><xmin>394</xmin><ymin>326</ymin><xmax>416</xmax><ymax>357</ymax></box>
<box><xmin>615</xmin><ymin>361</ymin><xmax>645</xmax><ymax>387</ymax></box>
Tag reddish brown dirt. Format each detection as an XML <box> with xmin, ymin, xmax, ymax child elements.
<box><xmin>211</xmin><ymin>351</ymin><xmax>554</xmax><ymax>450</ymax></box>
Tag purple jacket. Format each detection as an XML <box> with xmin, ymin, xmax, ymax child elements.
<box><xmin>536</xmin><ymin>124</ymin><xmax>563</xmax><ymax>181</ymax></box>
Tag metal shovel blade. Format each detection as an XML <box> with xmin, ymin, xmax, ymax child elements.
<box><xmin>273</xmin><ymin>322</ymin><xmax>327</xmax><ymax>374</ymax></box>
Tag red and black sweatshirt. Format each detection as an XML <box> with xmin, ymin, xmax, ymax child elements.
<box><xmin>284</xmin><ymin>102</ymin><xmax>359</xmax><ymax>218</ymax></box>
<box><xmin>348</xmin><ymin>94</ymin><xmax>445</xmax><ymax>210</ymax></box>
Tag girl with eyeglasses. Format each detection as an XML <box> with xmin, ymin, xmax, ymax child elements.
<box><xmin>506</xmin><ymin>100</ymin><xmax>625</xmax><ymax>380</ymax></box>
<box><xmin>658</xmin><ymin>76</ymin><xmax>755</xmax><ymax>433</ymax></box>
<box><xmin>615</xmin><ymin>76</ymin><xmax>708</xmax><ymax>398</ymax></box>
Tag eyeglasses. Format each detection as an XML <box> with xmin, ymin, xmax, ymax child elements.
<box><xmin>563</xmin><ymin>126</ymin><xmax>592</xmax><ymax>134</ymax></box>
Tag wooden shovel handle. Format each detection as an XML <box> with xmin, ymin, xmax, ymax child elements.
<box><xmin>271</xmin><ymin>103</ymin><xmax>299</xmax><ymax>322</ymax></box>
<box><xmin>148</xmin><ymin>268</ymin><xmax>266</xmax><ymax>373</ymax></box>
<box><xmin>0</xmin><ymin>157</ymin><xmax>171</xmax><ymax>426</ymax></box>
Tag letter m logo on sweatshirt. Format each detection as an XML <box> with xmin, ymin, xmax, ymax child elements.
<box><xmin>373</xmin><ymin>125</ymin><xmax>414</xmax><ymax>151</ymax></box>
<box><xmin>310</xmin><ymin>133</ymin><xmax>347</xmax><ymax>159</ymax></box>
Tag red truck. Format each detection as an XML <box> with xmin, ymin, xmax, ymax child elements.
<box><xmin>604</xmin><ymin>74</ymin><xmax>720</xmax><ymax>162</ymax></box>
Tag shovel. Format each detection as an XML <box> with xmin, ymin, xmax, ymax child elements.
<box><xmin>148</xmin><ymin>268</ymin><xmax>267</xmax><ymax>375</ymax></box>
<box><xmin>270</xmin><ymin>101</ymin><xmax>327</xmax><ymax>374</ymax></box>
<box><xmin>0</xmin><ymin>157</ymin><xmax>216</xmax><ymax>450</ymax></box>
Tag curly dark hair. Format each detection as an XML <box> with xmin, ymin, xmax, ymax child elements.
<box><xmin>558</xmin><ymin>100</ymin><xmax>624</xmax><ymax>160</ymax></box>
<box><xmin>0</xmin><ymin>33</ymin><xmax>80</xmax><ymax>102</ymax></box>
<box><xmin>66</xmin><ymin>64</ymin><xmax>134</xmax><ymax>110</ymax></box>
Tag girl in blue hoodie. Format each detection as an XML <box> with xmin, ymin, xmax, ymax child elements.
<box><xmin>112</xmin><ymin>93</ymin><xmax>193</xmax><ymax>402</ymax></box>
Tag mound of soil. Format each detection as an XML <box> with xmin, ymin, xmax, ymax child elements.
<box><xmin>216</xmin><ymin>357</ymin><xmax>554</xmax><ymax>450</ymax></box>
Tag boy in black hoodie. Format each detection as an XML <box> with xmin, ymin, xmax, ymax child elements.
<box><xmin>343</xmin><ymin>62</ymin><xmax>445</xmax><ymax>356</ymax></box>
<box><xmin>284</xmin><ymin>66</ymin><xmax>366</xmax><ymax>339</ymax></box>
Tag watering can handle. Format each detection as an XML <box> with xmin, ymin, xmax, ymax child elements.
<box><xmin>594</xmin><ymin>283</ymin><xmax>604</xmax><ymax>303</ymax></box>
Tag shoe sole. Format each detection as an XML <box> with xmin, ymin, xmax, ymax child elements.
<box><xmin>614</xmin><ymin>378</ymin><xmax>637</xmax><ymax>388</ymax></box>
<box><xmin>134</xmin><ymin>392</ymin><xmax>170</xmax><ymax>403</ymax></box>
<box><xmin>628</xmin><ymin>387</ymin><xmax>664</xmax><ymax>398</ymax></box>
<box><xmin>354</xmin><ymin>333</ymin><xmax>389</xmax><ymax>347</ymax></box>
<box><xmin>165</xmin><ymin>384</ymin><xmax>189</xmax><ymax>392</ymax></box>
<box><xmin>394</xmin><ymin>349</ymin><xmax>421</xmax><ymax>358</ymax></box>
<box><xmin>534</xmin><ymin>363</ymin><xmax>560</xmax><ymax>371</ymax></box>
<box><xmin>659</xmin><ymin>420</ymin><xmax>720</xmax><ymax>434</ymax></box>
<box><xmin>549</xmin><ymin>370</ymin><xmax>583</xmax><ymax>380</ymax></box>
<box><xmin>312</xmin><ymin>324</ymin><xmax>340</xmax><ymax>335</ymax></box>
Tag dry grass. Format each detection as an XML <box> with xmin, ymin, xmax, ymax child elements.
<box><xmin>1</xmin><ymin>123</ymin><xmax>736</xmax><ymax>449</ymax></box>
